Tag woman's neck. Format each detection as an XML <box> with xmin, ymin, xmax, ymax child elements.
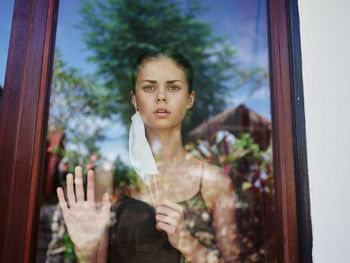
<box><xmin>145</xmin><ymin>126</ymin><xmax>187</xmax><ymax>169</ymax></box>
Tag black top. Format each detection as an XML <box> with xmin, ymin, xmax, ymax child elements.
<box><xmin>108</xmin><ymin>162</ymin><xmax>217</xmax><ymax>263</ymax></box>
<box><xmin>108</xmin><ymin>197</ymin><xmax>180</xmax><ymax>263</ymax></box>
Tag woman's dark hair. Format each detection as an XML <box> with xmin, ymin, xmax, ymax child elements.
<box><xmin>131</xmin><ymin>47</ymin><xmax>193</xmax><ymax>93</ymax></box>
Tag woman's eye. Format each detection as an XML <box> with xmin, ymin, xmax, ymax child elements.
<box><xmin>169</xmin><ymin>85</ymin><xmax>180</xmax><ymax>91</ymax></box>
<box><xmin>143</xmin><ymin>86</ymin><xmax>155</xmax><ymax>91</ymax></box>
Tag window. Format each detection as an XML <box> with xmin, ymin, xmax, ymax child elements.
<box><xmin>0</xmin><ymin>0</ymin><xmax>311</xmax><ymax>262</ymax></box>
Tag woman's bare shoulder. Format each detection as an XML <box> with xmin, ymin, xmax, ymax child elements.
<box><xmin>185</xmin><ymin>155</ymin><xmax>227</xmax><ymax>182</ymax></box>
<box><xmin>202</xmin><ymin>161</ymin><xmax>229</xmax><ymax>182</ymax></box>
<box><xmin>201</xmin><ymin>160</ymin><xmax>233</xmax><ymax>205</ymax></box>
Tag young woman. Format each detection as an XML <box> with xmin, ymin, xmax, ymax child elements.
<box><xmin>57</xmin><ymin>48</ymin><xmax>240</xmax><ymax>263</ymax></box>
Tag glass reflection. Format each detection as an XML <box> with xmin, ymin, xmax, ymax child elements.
<box><xmin>0</xmin><ymin>1</ymin><xmax>15</xmax><ymax>111</ymax></box>
<box><xmin>37</xmin><ymin>0</ymin><xmax>275</xmax><ymax>262</ymax></box>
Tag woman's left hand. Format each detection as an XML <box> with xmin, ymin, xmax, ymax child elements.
<box><xmin>155</xmin><ymin>199</ymin><xmax>191</xmax><ymax>250</ymax></box>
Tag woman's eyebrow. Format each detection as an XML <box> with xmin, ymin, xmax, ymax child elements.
<box><xmin>166</xmin><ymin>80</ymin><xmax>183</xmax><ymax>84</ymax></box>
<box><xmin>142</xmin><ymin>79</ymin><xmax>157</xmax><ymax>83</ymax></box>
<box><xmin>141</xmin><ymin>79</ymin><xmax>183</xmax><ymax>84</ymax></box>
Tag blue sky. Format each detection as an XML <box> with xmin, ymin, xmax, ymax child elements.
<box><xmin>0</xmin><ymin>0</ymin><xmax>270</xmax><ymax>167</ymax></box>
<box><xmin>0</xmin><ymin>0</ymin><xmax>15</xmax><ymax>87</ymax></box>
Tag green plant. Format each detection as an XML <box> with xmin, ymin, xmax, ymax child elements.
<box><xmin>186</xmin><ymin>132</ymin><xmax>276</xmax><ymax>262</ymax></box>
<box><xmin>62</xmin><ymin>234</ymin><xmax>76</xmax><ymax>262</ymax></box>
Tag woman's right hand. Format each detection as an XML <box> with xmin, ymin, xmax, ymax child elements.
<box><xmin>56</xmin><ymin>166</ymin><xmax>111</xmax><ymax>262</ymax></box>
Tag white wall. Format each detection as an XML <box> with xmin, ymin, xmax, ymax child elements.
<box><xmin>299</xmin><ymin>0</ymin><xmax>350</xmax><ymax>262</ymax></box>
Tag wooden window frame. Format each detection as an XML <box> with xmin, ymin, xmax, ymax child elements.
<box><xmin>0</xmin><ymin>0</ymin><xmax>312</xmax><ymax>262</ymax></box>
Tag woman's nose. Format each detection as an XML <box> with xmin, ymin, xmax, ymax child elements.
<box><xmin>157</xmin><ymin>97</ymin><xmax>167</xmax><ymax>102</ymax></box>
<box><xmin>156</xmin><ymin>90</ymin><xmax>168</xmax><ymax>103</ymax></box>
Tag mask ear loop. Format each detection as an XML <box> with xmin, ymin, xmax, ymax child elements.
<box><xmin>153</xmin><ymin>174</ymin><xmax>159</xmax><ymax>200</ymax></box>
<box><xmin>147</xmin><ymin>176</ymin><xmax>156</xmax><ymax>206</ymax></box>
<box><xmin>133</xmin><ymin>95</ymin><xmax>138</xmax><ymax>112</ymax></box>
<box><xmin>147</xmin><ymin>174</ymin><xmax>159</xmax><ymax>207</ymax></box>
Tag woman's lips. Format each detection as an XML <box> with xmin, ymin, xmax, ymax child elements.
<box><xmin>154</xmin><ymin>112</ymin><xmax>170</xmax><ymax>117</ymax></box>
<box><xmin>153</xmin><ymin>108</ymin><xmax>170</xmax><ymax>118</ymax></box>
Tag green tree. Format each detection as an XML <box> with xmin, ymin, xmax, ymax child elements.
<box><xmin>79</xmin><ymin>0</ymin><xmax>266</xmax><ymax>141</ymax></box>
<box><xmin>50</xmin><ymin>51</ymin><xmax>102</xmax><ymax>132</ymax></box>
<box><xmin>49</xmin><ymin>51</ymin><xmax>105</xmax><ymax>173</ymax></box>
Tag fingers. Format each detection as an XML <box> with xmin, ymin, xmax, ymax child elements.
<box><xmin>156</xmin><ymin>199</ymin><xmax>183</xmax><ymax>214</ymax></box>
<box><xmin>155</xmin><ymin>199</ymin><xmax>183</xmax><ymax>234</ymax></box>
<box><xmin>66</xmin><ymin>173</ymin><xmax>76</xmax><ymax>207</ymax></box>
<box><xmin>156</xmin><ymin>221</ymin><xmax>175</xmax><ymax>235</ymax></box>
<box><xmin>74</xmin><ymin>166</ymin><xmax>85</xmax><ymax>203</ymax></box>
<box><xmin>156</xmin><ymin>206</ymin><xmax>179</xmax><ymax>218</ymax></box>
<box><xmin>156</xmin><ymin>214</ymin><xmax>176</xmax><ymax>226</ymax></box>
<box><xmin>57</xmin><ymin>187</ymin><xmax>69</xmax><ymax>216</ymax></box>
<box><xmin>86</xmin><ymin>170</ymin><xmax>95</xmax><ymax>204</ymax></box>
<box><xmin>155</xmin><ymin>199</ymin><xmax>183</xmax><ymax>222</ymax></box>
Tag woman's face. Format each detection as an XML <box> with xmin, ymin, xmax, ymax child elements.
<box><xmin>131</xmin><ymin>56</ymin><xmax>195</xmax><ymax>130</ymax></box>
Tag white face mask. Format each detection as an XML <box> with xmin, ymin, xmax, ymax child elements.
<box><xmin>128</xmin><ymin>96</ymin><xmax>159</xmax><ymax>204</ymax></box>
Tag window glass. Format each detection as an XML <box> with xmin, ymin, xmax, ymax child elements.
<box><xmin>0</xmin><ymin>1</ymin><xmax>15</xmax><ymax>111</ymax></box>
<box><xmin>37</xmin><ymin>1</ymin><xmax>276</xmax><ymax>262</ymax></box>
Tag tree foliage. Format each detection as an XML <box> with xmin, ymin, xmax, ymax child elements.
<box><xmin>50</xmin><ymin>51</ymin><xmax>104</xmax><ymax>132</ymax></box>
<box><xmin>49</xmin><ymin>51</ymin><xmax>105</xmax><ymax>173</ymax></box>
<box><xmin>79</xmin><ymin>0</ymin><xmax>266</xmax><ymax>141</ymax></box>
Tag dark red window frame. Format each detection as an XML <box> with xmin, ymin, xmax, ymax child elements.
<box><xmin>0</xmin><ymin>0</ymin><xmax>312</xmax><ymax>262</ymax></box>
